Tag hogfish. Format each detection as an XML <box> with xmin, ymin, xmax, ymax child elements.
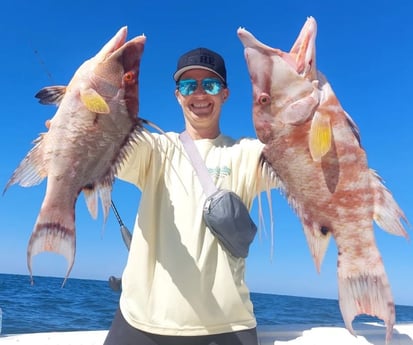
<box><xmin>238</xmin><ymin>17</ymin><xmax>408</xmax><ymax>343</ymax></box>
<box><xmin>5</xmin><ymin>27</ymin><xmax>146</xmax><ymax>286</ymax></box>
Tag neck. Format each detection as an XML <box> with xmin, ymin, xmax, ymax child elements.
<box><xmin>185</xmin><ymin>125</ymin><xmax>221</xmax><ymax>140</ymax></box>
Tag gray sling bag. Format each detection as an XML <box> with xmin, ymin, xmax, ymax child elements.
<box><xmin>179</xmin><ymin>131</ymin><xmax>257</xmax><ymax>258</ymax></box>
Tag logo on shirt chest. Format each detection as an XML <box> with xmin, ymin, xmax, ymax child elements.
<box><xmin>208</xmin><ymin>166</ymin><xmax>231</xmax><ymax>179</ymax></box>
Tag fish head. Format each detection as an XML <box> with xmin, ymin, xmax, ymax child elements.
<box><xmin>76</xmin><ymin>27</ymin><xmax>146</xmax><ymax>118</ymax></box>
<box><xmin>237</xmin><ymin>17</ymin><xmax>320</xmax><ymax>143</ymax></box>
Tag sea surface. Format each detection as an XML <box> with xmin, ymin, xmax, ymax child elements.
<box><xmin>1</xmin><ymin>273</ymin><xmax>413</xmax><ymax>335</ymax></box>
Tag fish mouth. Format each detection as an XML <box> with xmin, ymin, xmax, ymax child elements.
<box><xmin>238</xmin><ymin>19</ymin><xmax>318</xmax><ymax>76</ymax></box>
<box><xmin>96</xmin><ymin>26</ymin><xmax>146</xmax><ymax>74</ymax></box>
<box><xmin>237</xmin><ymin>28</ymin><xmax>289</xmax><ymax>73</ymax></box>
<box><xmin>237</xmin><ymin>27</ymin><xmax>279</xmax><ymax>53</ymax></box>
<box><xmin>118</xmin><ymin>35</ymin><xmax>146</xmax><ymax>72</ymax></box>
<box><xmin>105</xmin><ymin>29</ymin><xmax>146</xmax><ymax>118</ymax></box>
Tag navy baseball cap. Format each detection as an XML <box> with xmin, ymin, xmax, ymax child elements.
<box><xmin>173</xmin><ymin>47</ymin><xmax>227</xmax><ymax>85</ymax></box>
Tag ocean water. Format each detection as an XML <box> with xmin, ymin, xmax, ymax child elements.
<box><xmin>1</xmin><ymin>273</ymin><xmax>413</xmax><ymax>335</ymax></box>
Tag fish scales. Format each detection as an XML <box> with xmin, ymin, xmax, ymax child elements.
<box><xmin>4</xmin><ymin>27</ymin><xmax>146</xmax><ymax>286</ymax></box>
<box><xmin>238</xmin><ymin>17</ymin><xmax>408</xmax><ymax>343</ymax></box>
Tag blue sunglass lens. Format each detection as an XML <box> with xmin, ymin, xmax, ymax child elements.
<box><xmin>178</xmin><ymin>80</ymin><xmax>198</xmax><ymax>96</ymax></box>
<box><xmin>202</xmin><ymin>79</ymin><xmax>223</xmax><ymax>95</ymax></box>
<box><xmin>178</xmin><ymin>78</ymin><xmax>223</xmax><ymax>96</ymax></box>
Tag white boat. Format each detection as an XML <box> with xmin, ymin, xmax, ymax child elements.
<box><xmin>2</xmin><ymin>323</ymin><xmax>413</xmax><ymax>345</ymax></box>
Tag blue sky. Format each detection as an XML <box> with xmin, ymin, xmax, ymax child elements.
<box><xmin>1</xmin><ymin>0</ymin><xmax>412</xmax><ymax>308</ymax></box>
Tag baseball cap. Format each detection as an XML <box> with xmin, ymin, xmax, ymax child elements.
<box><xmin>173</xmin><ymin>47</ymin><xmax>227</xmax><ymax>85</ymax></box>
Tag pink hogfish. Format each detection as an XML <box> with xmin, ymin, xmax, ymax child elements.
<box><xmin>238</xmin><ymin>17</ymin><xmax>408</xmax><ymax>343</ymax></box>
<box><xmin>5</xmin><ymin>27</ymin><xmax>146</xmax><ymax>286</ymax></box>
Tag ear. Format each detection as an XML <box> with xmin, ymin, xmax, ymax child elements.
<box><xmin>175</xmin><ymin>89</ymin><xmax>183</xmax><ymax>105</ymax></box>
<box><xmin>222</xmin><ymin>88</ymin><xmax>230</xmax><ymax>102</ymax></box>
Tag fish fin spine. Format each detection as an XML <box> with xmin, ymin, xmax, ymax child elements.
<box><xmin>370</xmin><ymin>169</ymin><xmax>409</xmax><ymax>238</ymax></box>
<box><xmin>35</xmin><ymin>85</ymin><xmax>67</xmax><ymax>106</ymax></box>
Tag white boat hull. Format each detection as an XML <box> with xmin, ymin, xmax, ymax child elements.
<box><xmin>1</xmin><ymin>323</ymin><xmax>413</xmax><ymax>344</ymax></box>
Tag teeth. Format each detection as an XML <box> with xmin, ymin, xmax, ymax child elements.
<box><xmin>193</xmin><ymin>103</ymin><xmax>209</xmax><ymax>108</ymax></box>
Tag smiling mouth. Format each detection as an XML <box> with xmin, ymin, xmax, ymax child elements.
<box><xmin>192</xmin><ymin>101</ymin><xmax>211</xmax><ymax>109</ymax></box>
<box><xmin>190</xmin><ymin>102</ymin><xmax>212</xmax><ymax>114</ymax></box>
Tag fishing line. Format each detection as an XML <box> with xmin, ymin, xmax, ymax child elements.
<box><xmin>110</xmin><ymin>200</ymin><xmax>132</xmax><ymax>250</ymax></box>
<box><xmin>108</xmin><ymin>200</ymin><xmax>132</xmax><ymax>292</ymax></box>
<box><xmin>28</xmin><ymin>37</ymin><xmax>56</xmax><ymax>85</ymax></box>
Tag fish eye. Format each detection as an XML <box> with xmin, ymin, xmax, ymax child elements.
<box><xmin>124</xmin><ymin>71</ymin><xmax>135</xmax><ymax>83</ymax></box>
<box><xmin>258</xmin><ymin>93</ymin><xmax>271</xmax><ymax>105</ymax></box>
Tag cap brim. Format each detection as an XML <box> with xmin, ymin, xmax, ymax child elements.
<box><xmin>173</xmin><ymin>65</ymin><xmax>225</xmax><ymax>83</ymax></box>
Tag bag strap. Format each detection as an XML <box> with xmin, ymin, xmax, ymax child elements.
<box><xmin>179</xmin><ymin>131</ymin><xmax>218</xmax><ymax>197</ymax></box>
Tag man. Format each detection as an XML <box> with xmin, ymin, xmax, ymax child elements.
<box><xmin>104</xmin><ymin>47</ymin><xmax>274</xmax><ymax>345</ymax></box>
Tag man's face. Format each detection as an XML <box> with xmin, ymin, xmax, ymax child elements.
<box><xmin>175</xmin><ymin>69</ymin><xmax>229</xmax><ymax>138</ymax></box>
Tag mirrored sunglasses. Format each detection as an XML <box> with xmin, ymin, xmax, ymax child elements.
<box><xmin>177</xmin><ymin>78</ymin><xmax>223</xmax><ymax>96</ymax></box>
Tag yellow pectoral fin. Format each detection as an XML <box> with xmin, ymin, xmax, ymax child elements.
<box><xmin>80</xmin><ymin>89</ymin><xmax>110</xmax><ymax>114</ymax></box>
<box><xmin>309</xmin><ymin>111</ymin><xmax>332</xmax><ymax>162</ymax></box>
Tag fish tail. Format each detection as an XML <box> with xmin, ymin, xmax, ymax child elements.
<box><xmin>337</xmin><ymin>250</ymin><xmax>395</xmax><ymax>343</ymax></box>
<box><xmin>27</xmin><ymin>207</ymin><xmax>76</xmax><ymax>287</ymax></box>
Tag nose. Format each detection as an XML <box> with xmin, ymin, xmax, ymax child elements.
<box><xmin>192</xmin><ymin>80</ymin><xmax>206</xmax><ymax>95</ymax></box>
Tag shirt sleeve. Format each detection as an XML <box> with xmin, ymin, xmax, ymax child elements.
<box><xmin>116</xmin><ymin>131</ymin><xmax>158</xmax><ymax>188</ymax></box>
<box><xmin>238</xmin><ymin>138</ymin><xmax>280</xmax><ymax>197</ymax></box>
